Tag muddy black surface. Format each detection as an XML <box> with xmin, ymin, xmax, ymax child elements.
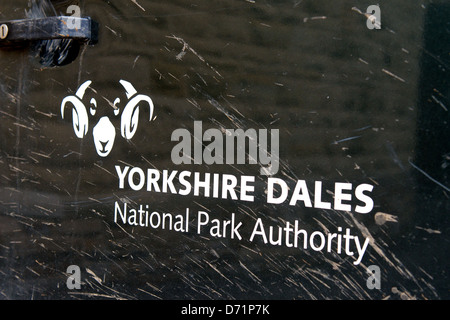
<box><xmin>0</xmin><ymin>0</ymin><xmax>448</xmax><ymax>300</ymax></box>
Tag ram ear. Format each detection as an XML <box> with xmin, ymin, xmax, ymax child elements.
<box><xmin>75</xmin><ymin>80</ymin><xmax>92</xmax><ymax>99</ymax></box>
<box><xmin>120</xmin><ymin>94</ymin><xmax>154</xmax><ymax>140</ymax></box>
<box><xmin>119</xmin><ymin>79</ymin><xmax>137</xmax><ymax>99</ymax></box>
<box><xmin>61</xmin><ymin>95</ymin><xmax>89</xmax><ymax>138</ymax></box>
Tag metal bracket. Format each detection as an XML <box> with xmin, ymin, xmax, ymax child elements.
<box><xmin>0</xmin><ymin>16</ymin><xmax>98</xmax><ymax>46</ymax></box>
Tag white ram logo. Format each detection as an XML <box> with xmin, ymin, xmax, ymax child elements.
<box><xmin>61</xmin><ymin>80</ymin><xmax>154</xmax><ymax>157</ymax></box>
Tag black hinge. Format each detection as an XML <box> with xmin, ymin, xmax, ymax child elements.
<box><xmin>0</xmin><ymin>16</ymin><xmax>98</xmax><ymax>46</ymax></box>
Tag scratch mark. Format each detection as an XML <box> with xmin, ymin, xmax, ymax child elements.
<box><xmin>167</xmin><ymin>35</ymin><xmax>223</xmax><ymax>79</ymax></box>
<box><xmin>93</xmin><ymin>162</ymin><xmax>115</xmax><ymax>177</ymax></box>
<box><xmin>351</xmin><ymin>7</ymin><xmax>381</xmax><ymax>30</ymax></box>
<box><xmin>332</xmin><ymin>135</ymin><xmax>361</xmax><ymax>145</ymax></box>
<box><xmin>105</xmin><ymin>25</ymin><xmax>119</xmax><ymax>37</ymax></box>
<box><xmin>239</xmin><ymin>260</ymin><xmax>261</xmax><ymax>283</ymax></box>
<box><xmin>132</xmin><ymin>55</ymin><xmax>140</xmax><ymax>69</ymax></box>
<box><xmin>137</xmin><ymin>287</ymin><xmax>162</xmax><ymax>299</ymax></box>
<box><xmin>415</xmin><ymin>226</ymin><xmax>441</xmax><ymax>234</ymax></box>
<box><xmin>374</xmin><ymin>212</ymin><xmax>398</xmax><ymax>225</ymax></box>
<box><xmin>382</xmin><ymin>68</ymin><xmax>406</xmax><ymax>83</ymax></box>
<box><xmin>86</xmin><ymin>268</ymin><xmax>103</xmax><ymax>284</ymax></box>
<box><xmin>354</xmin><ymin>125</ymin><xmax>371</xmax><ymax>132</ymax></box>
<box><xmin>409</xmin><ymin>159</ymin><xmax>450</xmax><ymax>192</ymax></box>
<box><xmin>386</xmin><ymin>141</ymin><xmax>405</xmax><ymax>170</ymax></box>
<box><xmin>131</xmin><ymin>0</ymin><xmax>145</xmax><ymax>11</ymax></box>
<box><xmin>303</xmin><ymin>16</ymin><xmax>327</xmax><ymax>23</ymax></box>
<box><xmin>431</xmin><ymin>94</ymin><xmax>448</xmax><ymax>111</ymax></box>
<box><xmin>69</xmin><ymin>292</ymin><xmax>127</xmax><ymax>300</ymax></box>
<box><xmin>392</xmin><ymin>287</ymin><xmax>416</xmax><ymax>300</ymax></box>
<box><xmin>293</xmin><ymin>1</ymin><xmax>303</xmax><ymax>8</ymax></box>
<box><xmin>205</xmin><ymin>260</ymin><xmax>234</xmax><ymax>284</ymax></box>
<box><xmin>358</xmin><ymin>58</ymin><xmax>369</xmax><ymax>65</ymax></box>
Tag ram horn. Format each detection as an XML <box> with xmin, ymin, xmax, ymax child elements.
<box><xmin>61</xmin><ymin>80</ymin><xmax>92</xmax><ymax>138</ymax></box>
<box><xmin>120</xmin><ymin>94</ymin><xmax>154</xmax><ymax>140</ymax></box>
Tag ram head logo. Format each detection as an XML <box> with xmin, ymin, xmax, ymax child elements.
<box><xmin>61</xmin><ymin>80</ymin><xmax>154</xmax><ymax>157</ymax></box>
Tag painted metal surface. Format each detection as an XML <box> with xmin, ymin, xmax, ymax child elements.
<box><xmin>0</xmin><ymin>0</ymin><xmax>448</xmax><ymax>300</ymax></box>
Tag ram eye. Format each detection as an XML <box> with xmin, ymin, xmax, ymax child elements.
<box><xmin>90</xmin><ymin>98</ymin><xmax>97</xmax><ymax>116</ymax></box>
<box><xmin>113</xmin><ymin>97</ymin><xmax>120</xmax><ymax>116</ymax></box>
